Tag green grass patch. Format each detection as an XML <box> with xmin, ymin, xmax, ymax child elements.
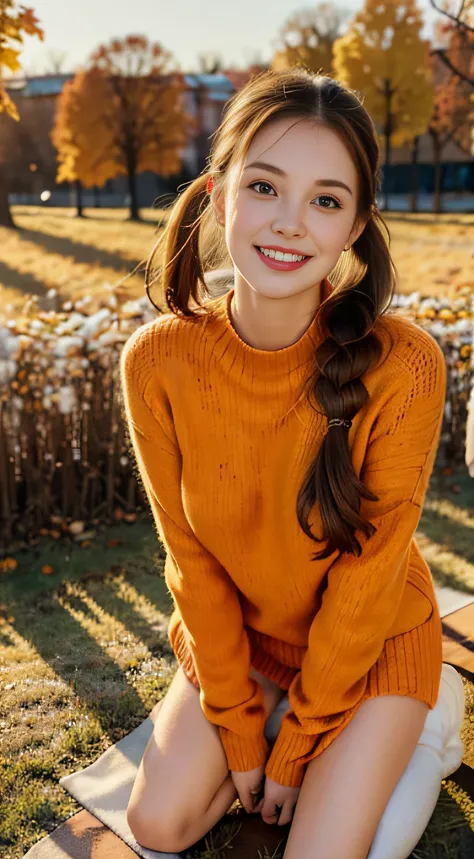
<box><xmin>0</xmin><ymin>467</ymin><xmax>473</xmax><ymax>857</ymax></box>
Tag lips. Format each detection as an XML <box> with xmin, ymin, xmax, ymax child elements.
<box><xmin>256</xmin><ymin>245</ymin><xmax>312</xmax><ymax>259</ymax></box>
<box><xmin>254</xmin><ymin>246</ymin><xmax>313</xmax><ymax>272</ymax></box>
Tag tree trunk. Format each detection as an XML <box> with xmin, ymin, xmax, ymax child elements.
<box><xmin>409</xmin><ymin>136</ymin><xmax>419</xmax><ymax>213</ymax></box>
<box><xmin>383</xmin><ymin>79</ymin><xmax>394</xmax><ymax>212</ymax></box>
<box><xmin>75</xmin><ymin>179</ymin><xmax>84</xmax><ymax>217</ymax></box>
<box><xmin>431</xmin><ymin>134</ymin><xmax>442</xmax><ymax>214</ymax></box>
<box><xmin>127</xmin><ymin>160</ymin><xmax>140</xmax><ymax>221</ymax></box>
<box><xmin>0</xmin><ymin>167</ymin><xmax>15</xmax><ymax>228</ymax></box>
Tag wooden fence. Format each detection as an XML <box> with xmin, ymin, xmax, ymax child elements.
<box><xmin>0</xmin><ymin>282</ymin><xmax>472</xmax><ymax>553</ymax></box>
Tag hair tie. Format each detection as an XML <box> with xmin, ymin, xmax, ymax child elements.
<box><xmin>207</xmin><ymin>175</ymin><xmax>214</xmax><ymax>195</ymax></box>
<box><xmin>327</xmin><ymin>418</ymin><xmax>352</xmax><ymax>430</ymax></box>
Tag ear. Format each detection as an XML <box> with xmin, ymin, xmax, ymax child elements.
<box><xmin>210</xmin><ymin>186</ymin><xmax>226</xmax><ymax>226</ymax></box>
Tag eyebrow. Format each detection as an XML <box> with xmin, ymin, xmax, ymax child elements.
<box><xmin>243</xmin><ymin>160</ymin><xmax>353</xmax><ymax>196</ymax></box>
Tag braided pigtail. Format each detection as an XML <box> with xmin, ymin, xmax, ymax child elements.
<box><xmin>297</xmin><ymin>216</ymin><xmax>395</xmax><ymax>559</ymax></box>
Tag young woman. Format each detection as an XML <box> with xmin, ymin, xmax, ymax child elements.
<box><xmin>120</xmin><ymin>69</ymin><xmax>465</xmax><ymax>859</ymax></box>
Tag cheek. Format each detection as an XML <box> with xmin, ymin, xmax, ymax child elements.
<box><xmin>228</xmin><ymin>205</ymin><xmax>259</xmax><ymax>246</ymax></box>
<box><xmin>314</xmin><ymin>213</ymin><xmax>351</xmax><ymax>244</ymax></box>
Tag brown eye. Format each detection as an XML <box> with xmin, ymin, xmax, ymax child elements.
<box><xmin>249</xmin><ymin>181</ymin><xmax>275</xmax><ymax>195</ymax></box>
<box><xmin>314</xmin><ymin>195</ymin><xmax>341</xmax><ymax>209</ymax></box>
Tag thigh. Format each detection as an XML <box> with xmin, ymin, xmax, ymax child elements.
<box><xmin>283</xmin><ymin>695</ymin><xmax>429</xmax><ymax>859</ymax></box>
<box><xmin>127</xmin><ymin>664</ymin><xmax>285</xmax><ymax>832</ymax></box>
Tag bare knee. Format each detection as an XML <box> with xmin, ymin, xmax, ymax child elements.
<box><xmin>127</xmin><ymin>803</ymin><xmax>189</xmax><ymax>854</ymax></box>
<box><xmin>127</xmin><ymin>775</ymin><xmax>235</xmax><ymax>854</ymax></box>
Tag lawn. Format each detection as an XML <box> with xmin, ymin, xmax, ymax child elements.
<box><xmin>0</xmin><ymin>207</ymin><xmax>472</xmax><ymax>320</ymax></box>
<box><xmin>1</xmin><ymin>207</ymin><xmax>474</xmax><ymax>857</ymax></box>
<box><xmin>0</xmin><ymin>465</ymin><xmax>474</xmax><ymax>858</ymax></box>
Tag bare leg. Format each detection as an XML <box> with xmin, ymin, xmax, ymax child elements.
<box><xmin>282</xmin><ymin>695</ymin><xmax>429</xmax><ymax>859</ymax></box>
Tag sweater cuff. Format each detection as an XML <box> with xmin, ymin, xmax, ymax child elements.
<box><xmin>264</xmin><ymin>722</ymin><xmax>318</xmax><ymax>788</ymax></box>
<box><xmin>219</xmin><ymin>726</ymin><xmax>270</xmax><ymax>773</ymax></box>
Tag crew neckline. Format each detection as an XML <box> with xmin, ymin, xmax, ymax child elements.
<box><xmin>214</xmin><ymin>276</ymin><xmax>330</xmax><ymax>365</ymax></box>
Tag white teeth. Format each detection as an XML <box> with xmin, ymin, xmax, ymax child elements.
<box><xmin>258</xmin><ymin>247</ymin><xmax>307</xmax><ymax>263</ymax></box>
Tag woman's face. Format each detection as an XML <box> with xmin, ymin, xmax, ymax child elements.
<box><xmin>215</xmin><ymin>116</ymin><xmax>366</xmax><ymax>301</ymax></box>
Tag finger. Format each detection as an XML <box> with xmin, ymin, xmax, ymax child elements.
<box><xmin>276</xmin><ymin>802</ymin><xmax>294</xmax><ymax>827</ymax></box>
<box><xmin>249</xmin><ymin>784</ymin><xmax>264</xmax><ymax>813</ymax></box>
<box><xmin>250</xmin><ymin>784</ymin><xmax>264</xmax><ymax>804</ymax></box>
<box><xmin>261</xmin><ymin>801</ymin><xmax>280</xmax><ymax>824</ymax></box>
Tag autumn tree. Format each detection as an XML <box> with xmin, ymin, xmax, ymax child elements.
<box><xmin>51</xmin><ymin>35</ymin><xmax>195</xmax><ymax>221</ymax></box>
<box><xmin>0</xmin><ymin>1</ymin><xmax>43</xmax><ymax>226</ymax></box>
<box><xmin>429</xmin><ymin>0</ymin><xmax>474</xmax><ymax>86</ymax></box>
<box><xmin>51</xmin><ymin>68</ymin><xmax>119</xmax><ymax>216</ymax></box>
<box><xmin>271</xmin><ymin>2</ymin><xmax>351</xmax><ymax>75</ymax></box>
<box><xmin>333</xmin><ymin>0</ymin><xmax>434</xmax><ymax>210</ymax></box>
<box><xmin>426</xmin><ymin>21</ymin><xmax>474</xmax><ymax>211</ymax></box>
<box><xmin>0</xmin><ymin>91</ymin><xmax>56</xmax><ymax>196</ymax></box>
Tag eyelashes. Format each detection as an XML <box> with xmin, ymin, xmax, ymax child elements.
<box><xmin>248</xmin><ymin>180</ymin><xmax>342</xmax><ymax>209</ymax></box>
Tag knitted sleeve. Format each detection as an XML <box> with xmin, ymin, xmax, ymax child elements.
<box><xmin>120</xmin><ymin>322</ymin><xmax>270</xmax><ymax>773</ymax></box>
<box><xmin>264</xmin><ymin>329</ymin><xmax>447</xmax><ymax>788</ymax></box>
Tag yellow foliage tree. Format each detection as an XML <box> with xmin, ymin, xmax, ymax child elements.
<box><xmin>0</xmin><ymin>0</ymin><xmax>43</xmax><ymax>118</ymax></box>
<box><xmin>51</xmin><ymin>68</ymin><xmax>120</xmax><ymax>199</ymax></box>
<box><xmin>333</xmin><ymin>0</ymin><xmax>434</xmax><ymax>208</ymax></box>
<box><xmin>51</xmin><ymin>35</ymin><xmax>195</xmax><ymax>221</ymax></box>
<box><xmin>271</xmin><ymin>2</ymin><xmax>349</xmax><ymax>75</ymax></box>
<box><xmin>0</xmin><ymin>0</ymin><xmax>43</xmax><ymax>226</ymax></box>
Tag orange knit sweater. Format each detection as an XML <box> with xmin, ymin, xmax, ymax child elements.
<box><xmin>120</xmin><ymin>276</ymin><xmax>446</xmax><ymax>788</ymax></box>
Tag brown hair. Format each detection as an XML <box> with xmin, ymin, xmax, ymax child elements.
<box><xmin>144</xmin><ymin>68</ymin><xmax>397</xmax><ymax>560</ymax></box>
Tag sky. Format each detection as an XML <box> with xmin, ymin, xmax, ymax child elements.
<box><xmin>19</xmin><ymin>0</ymin><xmax>442</xmax><ymax>76</ymax></box>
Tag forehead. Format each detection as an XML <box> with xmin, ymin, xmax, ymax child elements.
<box><xmin>242</xmin><ymin>116</ymin><xmax>357</xmax><ymax>185</ymax></box>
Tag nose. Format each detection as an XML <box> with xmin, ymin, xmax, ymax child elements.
<box><xmin>271</xmin><ymin>202</ymin><xmax>307</xmax><ymax>240</ymax></box>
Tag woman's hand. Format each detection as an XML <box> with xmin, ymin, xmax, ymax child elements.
<box><xmin>260</xmin><ymin>775</ymin><xmax>301</xmax><ymax>826</ymax></box>
<box><xmin>230</xmin><ymin>765</ymin><xmax>265</xmax><ymax>814</ymax></box>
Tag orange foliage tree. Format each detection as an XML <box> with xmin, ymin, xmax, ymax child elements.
<box><xmin>429</xmin><ymin>0</ymin><xmax>474</xmax><ymax>87</ymax></box>
<box><xmin>0</xmin><ymin>0</ymin><xmax>43</xmax><ymax>226</ymax></box>
<box><xmin>428</xmin><ymin>21</ymin><xmax>474</xmax><ymax>211</ymax></box>
<box><xmin>51</xmin><ymin>35</ymin><xmax>195</xmax><ymax>221</ymax></box>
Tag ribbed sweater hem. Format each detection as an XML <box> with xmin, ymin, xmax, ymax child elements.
<box><xmin>218</xmin><ymin>727</ymin><xmax>270</xmax><ymax>773</ymax></box>
<box><xmin>169</xmin><ymin>606</ymin><xmax>442</xmax><ymax>787</ymax></box>
<box><xmin>169</xmin><ymin>610</ymin><xmax>301</xmax><ymax>690</ymax></box>
<box><xmin>265</xmin><ymin>606</ymin><xmax>443</xmax><ymax>786</ymax></box>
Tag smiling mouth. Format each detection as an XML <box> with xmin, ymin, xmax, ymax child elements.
<box><xmin>254</xmin><ymin>245</ymin><xmax>312</xmax><ymax>260</ymax></box>
<box><xmin>253</xmin><ymin>245</ymin><xmax>314</xmax><ymax>271</ymax></box>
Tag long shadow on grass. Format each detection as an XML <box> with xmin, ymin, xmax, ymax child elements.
<box><xmin>8</xmin><ymin>591</ymin><xmax>151</xmax><ymax>748</ymax></box>
<box><xmin>80</xmin><ymin>566</ymin><xmax>174</xmax><ymax>662</ymax></box>
<box><xmin>16</xmin><ymin>208</ymin><xmax>167</xmax><ymax>227</ymax></box>
<box><xmin>429</xmin><ymin>561</ymin><xmax>474</xmax><ymax>592</ymax></box>
<box><xmin>419</xmin><ymin>508</ymin><xmax>474</xmax><ymax>561</ymax></box>
<box><xmin>417</xmin><ymin>505</ymin><xmax>474</xmax><ymax>593</ymax></box>
<box><xmin>0</xmin><ymin>259</ymin><xmax>49</xmax><ymax>297</ymax></box>
<box><xmin>18</xmin><ymin>227</ymin><xmax>146</xmax><ymax>275</ymax></box>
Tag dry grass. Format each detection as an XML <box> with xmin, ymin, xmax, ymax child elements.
<box><xmin>0</xmin><ymin>207</ymin><xmax>474</xmax><ymax>856</ymax></box>
<box><xmin>385</xmin><ymin>212</ymin><xmax>474</xmax><ymax>297</ymax></box>
<box><xmin>0</xmin><ymin>206</ymin><xmax>163</xmax><ymax>316</ymax></box>
<box><xmin>0</xmin><ymin>207</ymin><xmax>472</xmax><ymax>317</ymax></box>
<box><xmin>0</xmin><ymin>469</ymin><xmax>474</xmax><ymax>857</ymax></box>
